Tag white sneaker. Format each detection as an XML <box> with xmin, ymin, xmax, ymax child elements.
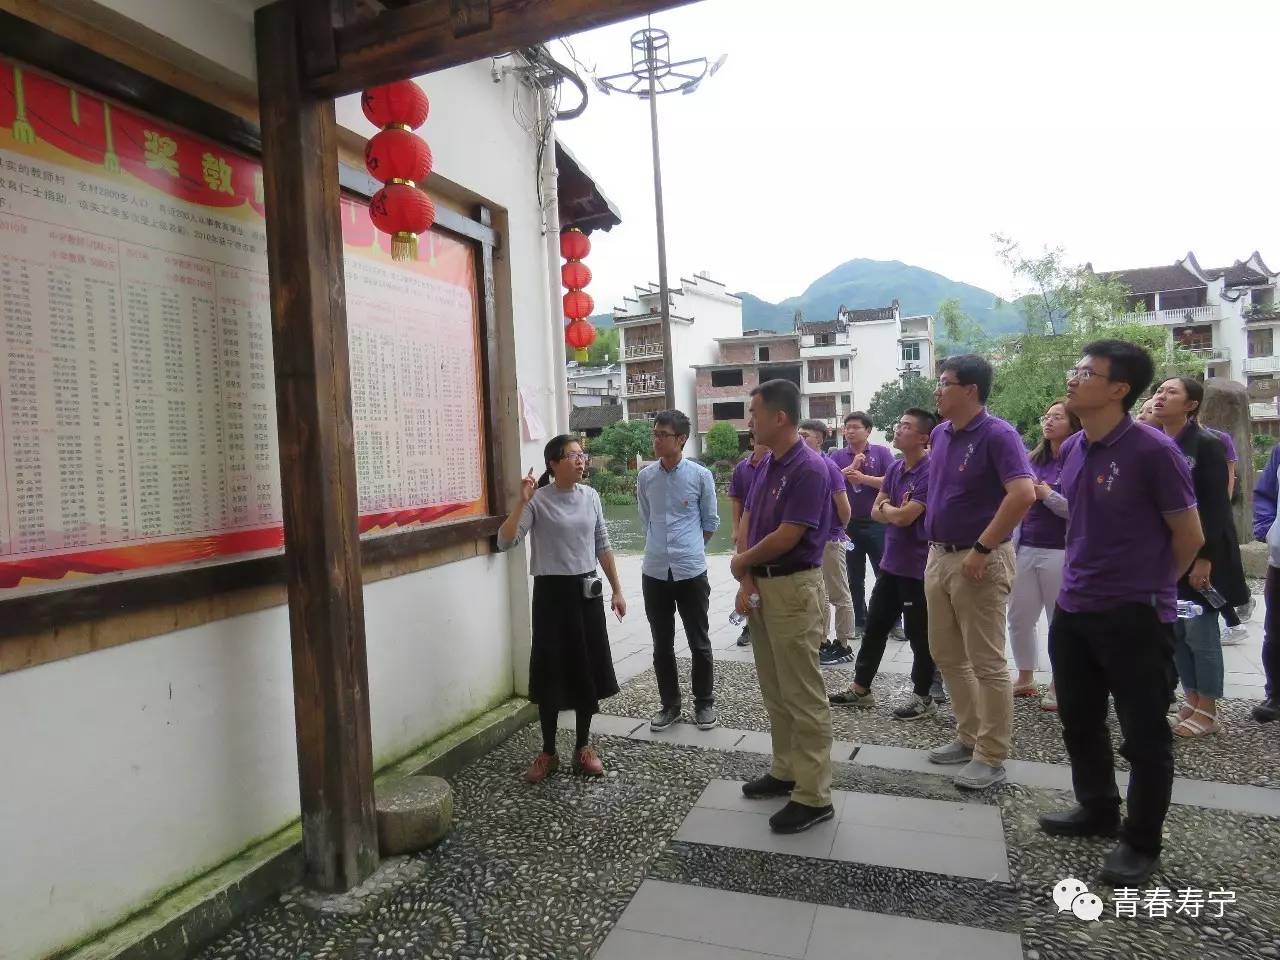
<box><xmin>1220</xmin><ymin>625</ymin><xmax>1249</xmax><ymax>647</ymax></box>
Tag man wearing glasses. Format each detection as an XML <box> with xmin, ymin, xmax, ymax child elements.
<box><xmin>1041</xmin><ymin>341</ymin><xmax>1202</xmax><ymax>886</ymax></box>
<box><xmin>638</xmin><ymin>410</ymin><xmax>721</xmax><ymax>732</ymax></box>
<box><xmin>925</xmin><ymin>355</ymin><xmax>1036</xmax><ymax>790</ymax></box>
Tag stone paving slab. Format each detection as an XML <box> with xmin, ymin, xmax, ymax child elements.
<box><xmin>601</xmin><ymin>880</ymin><xmax>1022</xmax><ymax>959</ymax></box>
<box><xmin>675</xmin><ymin>781</ymin><xmax>1010</xmax><ymax>881</ymax></box>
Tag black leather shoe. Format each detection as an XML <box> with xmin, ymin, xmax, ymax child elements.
<box><xmin>741</xmin><ymin>773</ymin><xmax>796</xmax><ymax>799</ymax></box>
<box><xmin>1038</xmin><ymin>805</ymin><xmax>1120</xmax><ymax>838</ymax></box>
<box><xmin>769</xmin><ymin>800</ymin><xmax>835</xmax><ymax>834</ymax></box>
<box><xmin>1099</xmin><ymin>841</ymin><xmax>1159</xmax><ymax>886</ymax></box>
<box><xmin>1253</xmin><ymin>698</ymin><xmax>1280</xmax><ymax>723</ymax></box>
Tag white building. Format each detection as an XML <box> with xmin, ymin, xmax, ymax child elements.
<box><xmin>795</xmin><ymin>302</ymin><xmax>935</xmax><ymax>429</ymax></box>
<box><xmin>0</xmin><ymin>5</ymin><xmax>614</xmax><ymax>958</ymax></box>
<box><xmin>566</xmin><ymin>362</ymin><xmax>621</xmax><ymax>408</ymax></box>
<box><xmin>614</xmin><ymin>272</ymin><xmax>742</xmax><ymax>455</ymax></box>
<box><xmin>1096</xmin><ymin>252</ymin><xmax>1278</xmax><ymax>431</ymax></box>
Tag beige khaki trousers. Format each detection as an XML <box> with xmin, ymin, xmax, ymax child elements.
<box><xmin>820</xmin><ymin>539</ymin><xmax>857</xmax><ymax>643</ymax></box>
<box><xmin>748</xmin><ymin>568</ymin><xmax>833</xmax><ymax>806</ymax></box>
<box><xmin>924</xmin><ymin>542</ymin><xmax>1015</xmax><ymax>766</ymax></box>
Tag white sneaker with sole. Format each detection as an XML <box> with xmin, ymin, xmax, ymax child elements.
<box><xmin>1220</xmin><ymin>624</ymin><xmax>1249</xmax><ymax>646</ymax></box>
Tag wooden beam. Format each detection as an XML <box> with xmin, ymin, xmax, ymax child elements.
<box><xmin>312</xmin><ymin>0</ymin><xmax>700</xmax><ymax>96</ymax></box>
<box><xmin>255</xmin><ymin>0</ymin><xmax>380</xmax><ymax>892</ymax></box>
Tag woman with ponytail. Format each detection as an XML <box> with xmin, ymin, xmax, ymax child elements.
<box><xmin>498</xmin><ymin>434</ymin><xmax>626</xmax><ymax>781</ymax></box>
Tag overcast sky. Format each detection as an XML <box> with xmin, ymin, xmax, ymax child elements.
<box><xmin>555</xmin><ymin>0</ymin><xmax>1280</xmax><ymax>313</ymax></box>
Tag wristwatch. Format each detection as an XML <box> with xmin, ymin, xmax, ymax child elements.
<box><xmin>972</xmin><ymin>541</ymin><xmax>992</xmax><ymax>555</ymax></box>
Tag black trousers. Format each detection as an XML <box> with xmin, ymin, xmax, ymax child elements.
<box><xmin>853</xmin><ymin>571</ymin><xmax>935</xmax><ymax>696</ymax></box>
<box><xmin>1049</xmin><ymin>604</ymin><xmax>1176</xmax><ymax>855</ymax></box>
<box><xmin>1265</xmin><ymin>567</ymin><xmax>1280</xmax><ymax>700</ymax></box>
<box><xmin>643</xmin><ymin>571</ymin><xmax>714</xmax><ymax>709</ymax></box>
<box><xmin>845</xmin><ymin>517</ymin><xmax>885</xmax><ymax>626</ymax></box>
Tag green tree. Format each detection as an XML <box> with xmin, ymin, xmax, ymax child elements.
<box><xmin>936</xmin><ymin>296</ymin><xmax>990</xmax><ymax>357</ymax></box>
<box><xmin>993</xmin><ymin>233</ymin><xmax>1130</xmax><ymax>336</ymax></box>
<box><xmin>704</xmin><ymin>421</ymin><xmax>741</xmax><ymax>463</ymax></box>
<box><xmin>866</xmin><ymin>375</ymin><xmax>938</xmax><ymax>442</ymax></box>
<box><xmin>588</xmin><ymin>418</ymin><xmax>652</xmax><ymax>469</ymax></box>
<box><xmin>585</xmin><ymin>326</ymin><xmax>619</xmax><ymax>366</ymax></box>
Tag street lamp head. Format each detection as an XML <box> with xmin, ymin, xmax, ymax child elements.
<box><xmin>590</xmin><ymin>75</ymin><xmax>610</xmax><ymax>95</ymax></box>
<box><xmin>710</xmin><ymin>54</ymin><xmax>728</xmax><ymax>77</ymax></box>
<box><xmin>681</xmin><ymin>78</ymin><xmax>701</xmax><ymax>95</ymax></box>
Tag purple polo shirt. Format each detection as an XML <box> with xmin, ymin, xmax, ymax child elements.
<box><xmin>1057</xmin><ymin>417</ymin><xmax>1197</xmax><ymax>623</ymax></box>
<box><xmin>823</xmin><ymin>455</ymin><xmax>848</xmax><ymax>542</ymax></box>
<box><xmin>829</xmin><ymin>443</ymin><xmax>894</xmax><ymax>519</ymax></box>
<box><xmin>743</xmin><ymin>438</ymin><xmax>831</xmax><ymax>569</ymax></box>
<box><xmin>1207</xmin><ymin>427</ymin><xmax>1237</xmax><ymax>464</ymax></box>
<box><xmin>925</xmin><ymin>409</ymin><xmax>1034</xmax><ymax>545</ymax></box>
<box><xmin>729</xmin><ymin>453</ymin><xmax>768</xmax><ymax>501</ymax></box>
<box><xmin>879</xmin><ymin>455</ymin><xmax>930</xmax><ymax>579</ymax></box>
<box><xmin>1019</xmin><ymin>454</ymin><xmax>1068</xmax><ymax>550</ymax></box>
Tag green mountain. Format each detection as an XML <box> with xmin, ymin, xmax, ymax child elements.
<box><xmin>735</xmin><ymin>259</ymin><xmax>1024</xmax><ymax>336</ymax></box>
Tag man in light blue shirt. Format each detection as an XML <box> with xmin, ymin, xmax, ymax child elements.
<box><xmin>637</xmin><ymin>409</ymin><xmax>721</xmax><ymax>732</ymax></box>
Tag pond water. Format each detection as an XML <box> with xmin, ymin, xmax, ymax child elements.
<box><xmin>601</xmin><ymin>495</ymin><xmax>736</xmax><ymax>556</ymax></box>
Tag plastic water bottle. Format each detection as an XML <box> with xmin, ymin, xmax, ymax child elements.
<box><xmin>1199</xmin><ymin>585</ymin><xmax>1227</xmax><ymax>610</ymax></box>
<box><xmin>729</xmin><ymin>593</ymin><xmax>760</xmax><ymax>626</ymax></box>
<box><xmin>1177</xmin><ymin>600</ymin><xmax>1204</xmax><ymax>619</ymax></box>
<box><xmin>842</xmin><ymin>538</ymin><xmax>856</xmax><ymax>552</ymax></box>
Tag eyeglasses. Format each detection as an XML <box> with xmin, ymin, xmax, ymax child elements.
<box><xmin>651</xmin><ymin>430</ymin><xmax>678</xmax><ymax>439</ymax></box>
<box><xmin>562</xmin><ymin>452</ymin><xmax>590</xmax><ymax>463</ymax></box>
<box><xmin>1065</xmin><ymin>366</ymin><xmax>1111</xmax><ymax>383</ymax></box>
<box><xmin>936</xmin><ymin>378</ymin><xmax>962</xmax><ymax>390</ymax></box>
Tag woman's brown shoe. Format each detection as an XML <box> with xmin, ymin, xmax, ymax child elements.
<box><xmin>524</xmin><ymin>751</ymin><xmax>559</xmax><ymax>783</ymax></box>
<box><xmin>573</xmin><ymin>745</ymin><xmax>604</xmax><ymax>776</ymax></box>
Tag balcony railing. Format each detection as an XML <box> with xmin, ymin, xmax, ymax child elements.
<box><xmin>624</xmin><ymin>342</ymin><xmax>663</xmax><ymax>360</ymax></box>
<box><xmin>626</xmin><ymin>375</ymin><xmax>665</xmax><ymax>396</ymax></box>
<box><xmin>1117</xmin><ymin>305</ymin><xmax>1216</xmax><ymax>326</ymax></box>
<box><xmin>1186</xmin><ymin>346</ymin><xmax>1230</xmax><ymax>363</ymax></box>
<box><xmin>1244</xmin><ymin>356</ymin><xmax>1280</xmax><ymax>375</ymax></box>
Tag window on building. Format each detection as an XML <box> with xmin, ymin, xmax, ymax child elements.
<box><xmin>712</xmin><ymin>402</ymin><xmax>746</xmax><ymax>421</ymax></box>
<box><xmin>841</xmin><ymin>394</ymin><xmax>852</xmax><ymax>413</ymax></box>
<box><xmin>711</xmin><ymin>368</ymin><xmax>744</xmax><ymax>388</ymax></box>
<box><xmin>809</xmin><ymin>396</ymin><xmax>837</xmax><ymax>419</ymax></box>
<box><xmin>1161</xmin><ymin>288</ymin><xmax>1207</xmax><ymax>310</ymax></box>
<box><xmin>839</xmin><ymin>358</ymin><xmax>849</xmax><ymax>377</ymax></box>
<box><xmin>1249</xmin><ymin>329</ymin><xmax>1274</xmax><ymax>358</ymax></box>
<box><xmin>901</xmin><ymin>341</ymin><xmax>921</xmax><ymax>363</ymax></box>
<box><xmin>1174</xmin><ymin>326</ymin><xmax>1212</xmax><ymax>351</ymax></box>
<box><xmin>809</xmin><ymin>359</ymin><xmax>835</xmax><ymax>382</ymax></box>
<box><xmin>757</xmin><ymin>346</ymin><xmax>771</xmax><ymax>362</ymax></box>
<box><xmin>815</xmin><ymin>333</ymin><xmax>832</xmax><ymax>346</ymax></box>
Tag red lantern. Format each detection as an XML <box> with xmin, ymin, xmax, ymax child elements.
<box><xmin>361</xmin><ymin>81</ymin><xmax>430</xmax><ymax>129</ymax></box>
<box><xmin>365</xmin><ymin>128</ymin><xmax>433</xmax><ymax>185</ymax></box>
<box><xmin>560</xmin><ymin>228</ymin><xmax>591</xmax><ymax>261</ymax></box>
<box><xmin>566</xmin><ymin>319</ymin><xmax>596</xmax><ymax>361</ymax></box>
<box><xmin>370</xmin><ymin>183</ymin><xmax>436</xmax><ymax>261</ymax></box>
<box><xmin>563</xmin><ymin>290</ymin><xmax>594</xmax><ymax>320</ymax></box>
<box><xmin>561</xmin><ymin>260</ymin><xmax>592</xmax><ymax>291</ymax></box>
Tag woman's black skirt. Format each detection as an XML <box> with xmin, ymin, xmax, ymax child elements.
<box><xmin>530</xmin><ymin>573</ymin><xmax>619</xmax><ymax>712</ymax></box>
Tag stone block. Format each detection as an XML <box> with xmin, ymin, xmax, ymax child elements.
<box><xmin>1241</xmin><ymin>540</ymin><xmax>1269</xmax><ymax>579</ymax></box>
<box><xmin>375</xmin><ymin>775</ymin><xmax>453</xmax><ymax>855</ymax></box>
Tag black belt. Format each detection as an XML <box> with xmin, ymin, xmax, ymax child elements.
<box><xmin>751</xmin><ymin>562</ymin><xmax>820</xmax><ymax>578</ymax></box>
<box><xmin>929</xmin><ymin>541</ymin><xmax>1009</xmax><ymax>553</ymax></box>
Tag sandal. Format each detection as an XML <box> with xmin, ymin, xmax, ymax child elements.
<box><xmin>1167</xmin><ymin>704</ymin><xmax>1194</xmax><ymax>728</ymax></box>
<box><xmin>1172</xmin><ymin>707</ymin><xmax>1221</xmax><ymax>738</ymax></box>
<box><xmin>1013</xmin><ymin>683</ymin><xmax>1039</xmax><ymax>698</ymax></box>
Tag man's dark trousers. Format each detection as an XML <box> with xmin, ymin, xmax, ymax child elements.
<box><xmin>643</xmin><ymin>570</ymin><xmax>714</xmax><ymax>709</ymax></box>
<box><xmin>845</xmin><ymin>517</ymin><xmax>885</xmax><ymax>627</ymax></box>
<box><xmin>1049</xmin><ymin>603</ymin><xmax>1176</xmax><ymax>855</ymax></box>
<box><xmin>1264</xmin><ymin>567</ymin><xmax>1280</xmax><ymax>700</ymax></box>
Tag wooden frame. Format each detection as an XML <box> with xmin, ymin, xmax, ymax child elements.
<box><xmin>0</xmin><ymin>13</ymin><xmax>510</xmax><ymax>640</ymax></box>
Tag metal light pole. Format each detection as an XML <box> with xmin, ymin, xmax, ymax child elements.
<box><xmin>594</xmin><ymin>27</ymin><xmax>725</xmax><ymax>411</ymax></box>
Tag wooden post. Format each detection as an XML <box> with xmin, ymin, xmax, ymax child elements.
<box><xmin>255</xmin><ymin>0</ymin><xmax>379</xmax><ymax>891</ymax></box>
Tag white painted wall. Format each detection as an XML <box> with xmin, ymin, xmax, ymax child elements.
<box><xmin>2</xmin><ymin>6</ymin><xmax>568</xmax><ymax>958</ymax></box>
<box><xmin>848</xmin><ymin>318</ymin><xmax>903</xmax><ymax>411</ymax></box>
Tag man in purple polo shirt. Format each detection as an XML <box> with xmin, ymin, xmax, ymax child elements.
<box><xmin>924</xmin><ymin>355</ymin><xmax>1036</xmax><ymax>791</ymax></box>
<box><xmin>730</xmin><ymin>379</ymin><xmax>835</xmax><ymax>834</ymax></box>
<box><xmin>829</xmin><ymin>408</ymin><xmax>940</xmax><ymax>719</ymax></box>
<box><xmin>1040</xmin><ymin>340</ymin><xmax>1203</xmax><ymax>887</ymax></box>
<box><xmin>829</xmin><ymin>412</ymin><xmax>896</xmax><ymax>653</ymax></box>
<box><xmin>728</xmin><ymin>432</ymin><xmax>770</xmax><ymax>646</ymax></box>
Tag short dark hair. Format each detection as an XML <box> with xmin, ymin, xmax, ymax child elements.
<box><xmin>903</xmin><ymin>407</ymin><xmax>939</xmax><ymax>435</ymax></box>
<box><xmin>843</xmin><ymin>411</ymin><xmax>873</xmax><ymax>430</ymax></box>
<box><xmin>751</xmin><ymin>379</ymin><xmax>801</xmax><ymax>426</ymax></box>
<box><xmin>1081</xmin><ymin>339</ymin><xmax>1154</xmax><ymax>411</ymax></box>
<box><xmin>799</xmin><ymin>418</ymin><xmax>829</xmax><ymax>438</ymax></box>
<box><xmin>654</xmin><ymin>409</ymin><xmax>691</xmax><ymax>441</ymax></box>
<box><xmin>938</xmin><ymin>354</ymin><xmax>994</xmax><ymax>403</ymax></box>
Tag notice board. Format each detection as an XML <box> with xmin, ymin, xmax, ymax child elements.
<box><xmin>0</xmin><ymin>58</ymin><xmax>488</xmax><ymax>594</ymax></box>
